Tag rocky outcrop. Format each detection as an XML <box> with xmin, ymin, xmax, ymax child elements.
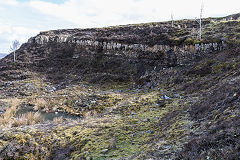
<box><xmin>219</xmin><ymin>13</ymin><xmax>240</xmax><ymax>21</ymax></box>
<box><xmin>2</xmin><ymin>15</ymin><xmax>239</xmax><ymax>85</ymax></box>
<box><xmin>29</xmin><ymin>31</ymin><xmax>225</xmax><ymax>66</ymax></box>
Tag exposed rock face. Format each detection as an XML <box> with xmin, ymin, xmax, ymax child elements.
<box><xmin>5</xmin><ymin>20</ymin><xmax>228</xmax><ymax>85</ymax></box>
<box><xmin>32</xmin><ymin>32</ymin><xmax>224</xmax><ymax>65</ymax></box>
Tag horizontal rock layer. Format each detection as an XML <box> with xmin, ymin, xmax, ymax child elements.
<box><xmin>28</xmin><ymin>31</ymin><xmax>226</xmax><ymax>67</ymax></box>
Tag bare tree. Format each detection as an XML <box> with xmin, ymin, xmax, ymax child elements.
<box><xmin>10</xmin><ymin>40</ymin><xmax>20</xmax><ymax>62</ymax></box>
<box><xmin>171</xmin><ymin>13</ymin><xmax>174</xmax><ymax>27</ymax></box>
<box><xmin>195</xmin><ymin>3</ymin><xmax>204</xmax><ymax>39</ymax></box>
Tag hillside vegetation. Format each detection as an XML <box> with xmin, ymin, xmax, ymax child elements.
<box><xmin>0</xmin><ymin>13</ymin><xmax>239</xmax><ymax>159</ymax></box>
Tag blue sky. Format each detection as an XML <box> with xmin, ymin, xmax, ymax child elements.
<box><xmin>0</xmin><ymin>0</ymin><xmax>239</xmax><ymax>54</ymax></box>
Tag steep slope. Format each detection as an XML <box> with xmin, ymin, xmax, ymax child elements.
<box><xmin>0</xmin><ymin>14</ymin><xmax>239</xmax><ymax>159</ymax></box>
<box><xmin>0</xmin><ymin>18</ymin><xmax>228</xmax><ymax>84</ymax></box>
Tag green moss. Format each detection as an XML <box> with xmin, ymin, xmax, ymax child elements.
<box><xmin>211</xmin><ymin>62</ymin><xmax>233</xmax><ymax>73</ymax></box>
<box><xmin>0</xmin><ymin>80</ymin><xmax>196</xmax><ymax>160</ymax></box>
<box><xmin>184</xmin><ymin>38</ymin><xmax>204</xmax><ymax>45</ymax></box>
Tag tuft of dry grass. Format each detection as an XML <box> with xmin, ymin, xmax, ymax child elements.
<box><xmin>26</xmin><ymin>112</ymin><xmax>42</xmax><ymax>125</ymax></box>
<box><xmin>53</xmin><ymin>116</ymin><xmax>63</xmax><ymax>123</ymax></box>
<box><xmin>0</xmin><ymin>98</ymin><xmax>44</xmax><ymax>128</ymax></box>
<box><xmin>82</xmin><ymin>110</ymin><xmax>98</xmax><ymax>119</ymax></box>
<box><xmin>82</xmin><ymin>111</ymin><xmax>92</xmax><ymax>119</ymax></box>
<box><xmin>12</xmin><ymin>117</ymin><xmax>26</xmax><ymax>127</ymax></box>
<box><xmin>0</xmin><ymin>98</ymin><xmax>20</xmax><ymax>127</ymax></box>
<box><xmin>2</xmin><ymin>106</ymin><xmax>17</xmax><ymax>121</ymax></box>
<box><xmin>11</xmin><ymin>98</ymin><xmax>20</xmax><ymax>108</ymax></box>
<box><xmin>12</xmin><ymin>112</ymin><xmax>42</xmax><ymax>127</ymax></box>
<box><xmin>0</xmin><ymin>117</ymin><xmax>7</xmax><ymax>126</ymax></box>
<box><xmin>34</xmin><ymin>98</ymin><xmax>48</xmax><ymax>111</ymax></box>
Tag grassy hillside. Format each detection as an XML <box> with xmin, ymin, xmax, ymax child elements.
<box><xmin>0</xmin><ymin>14</ymin><xmax>239</xmax><ymax>159</ymax></box>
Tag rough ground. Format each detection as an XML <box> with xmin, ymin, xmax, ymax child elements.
<box><xmin>0</xmin><ymin>14</ymin><xmax>240</xmax><ymax>159</ymax></box>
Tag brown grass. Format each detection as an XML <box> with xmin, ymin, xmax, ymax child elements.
<box><xmin>12</xmin><ymin>117</ymin><xmax>26</xmax><ymax>127</ymax></box>
<box><xmin>0</xmin><ymin>98</ymin><xmax>44</xmax><ymax>127</ymax></box>
<box><xmin>34</xmin><ymin>98</ymin><xmax>48</xmax><ymax>111</ymax></box>
<box><xmin>12</xmin><ymin>112</ymin><xmax>42</xmax><ymax>127</ymax></box>
<box><xmin>26</xmin><ymin>112</ymin><xmax>42</xmax><ymax>125</ymax></box>
<box><xmin>53</xmin><ymin>116</ymin><xmax>63</xmax><ymax>123</ymax></box>
<box><xmin>0</xmin><ymin>98</ymin><xmax>20</xmax><ymax>127</ymax></box>
<box><xmin>11</xmin><ymin>98</ymin><xmax>20</xmax><ymax>108</ymax></box>
<box><xmin>2</xmin><ymin>106</ymin><xmax>17</xmax><ymax>121</ymax></box>
<box><xmin>82</xmin><ymin>110</ymin><xmax>98</xmax><ymax>119</ymax></box>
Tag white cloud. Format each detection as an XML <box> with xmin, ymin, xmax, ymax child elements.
<box><xmin>0</xmin><ymin>25</ymin><xmax>12</xmax><ymax>34</ymax></box>
<box><xmin>28</xmin><ymin>0</ymin><xmax>240</xmax><ymax>28</ymax></box>
<box><xmin>29</xmin><ymin>0</ymin><xmax>171</xmax><ymax>27</ymax></box>
<box><xmin>0</xmin><ymin>24</ymin><xmax>39</xmax><ymax>52</ymax></box>
<box><xmin>0</xmin><ymin>0</ymin><xmax>19</xmax><ymax>6</ymax></box>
